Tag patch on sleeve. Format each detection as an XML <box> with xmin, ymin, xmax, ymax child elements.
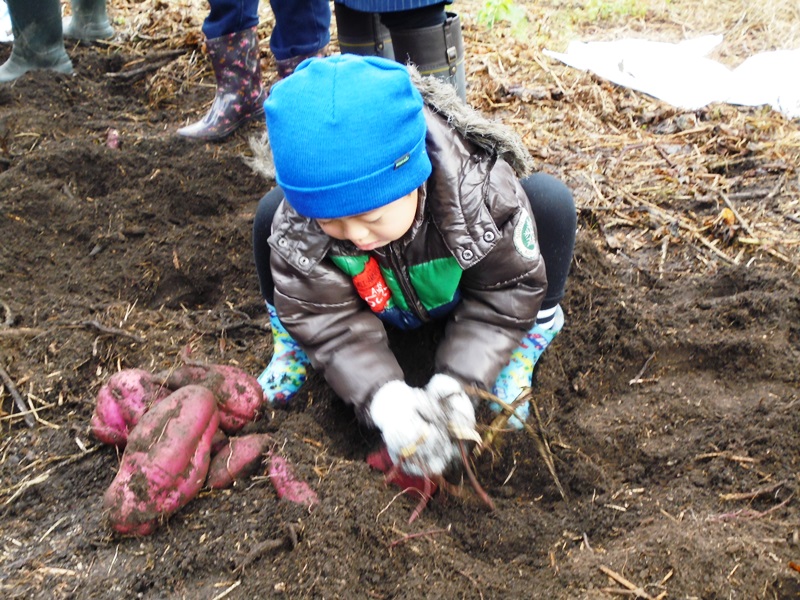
<box><xmin>513</xmin><ymin>213</ymin><xmax>539</xmax><ymax>261</ymax></box>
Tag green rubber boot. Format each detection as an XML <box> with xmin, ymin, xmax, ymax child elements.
<box><xmin>0</xmin><ymin>0</ymin><xmax>72</xmax><ymax>83</ymax></box>
<box><xmin>63</xmin><ymin>0</ymin><xmax>114</xmax><ymax>41</ymax></box>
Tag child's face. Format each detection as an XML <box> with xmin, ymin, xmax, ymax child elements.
<box><xmin>316</xmin><ymin>189</ymin><xmax>419</xmax><ymax>251</ymax></box>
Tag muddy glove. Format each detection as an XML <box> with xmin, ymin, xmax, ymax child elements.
<box><xmin>369</xmin><ymin>381</ymin><xmax>459</xmax><ymax>477</ymax></box>
<box><xmin>424</xmin><ymin>374</ymin><xmax>480</xmax><ymax>447</ymax></box>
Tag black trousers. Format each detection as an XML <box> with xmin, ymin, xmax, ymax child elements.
<box><xmin>253</xmin><ymin>172</ymin><xmax>576</xmax><ymax>311</ymax></box>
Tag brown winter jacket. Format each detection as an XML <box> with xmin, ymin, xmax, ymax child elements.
<box><xmin>267</xmin><ymin>82</ymin><xmax>547</xmax><ymax>425</ymax></box>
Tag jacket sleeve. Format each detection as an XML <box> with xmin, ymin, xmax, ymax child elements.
<box><xmin>434</xmin><ymin>172</ymin><xmax>548</xmax><ymax>391</ymax></box>
<box><xmin>271</xmin><ymin>249</ymin><xmax>404</xmax><ymax>424</ymax></box>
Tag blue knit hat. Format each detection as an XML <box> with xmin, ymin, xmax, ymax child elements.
<box><xmin>264</xmin><ymin>54</ymin><xmax>431</xmax><ymax>219</ymax></box>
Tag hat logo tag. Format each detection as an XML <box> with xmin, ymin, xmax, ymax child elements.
<box><xmin>394</xmin><ymin>153</ymin><xmax>410</xmax><ymax>169</ymax></box>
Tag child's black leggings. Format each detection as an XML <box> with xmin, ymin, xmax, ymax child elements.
<box><xmin>253</xmin><ymin>172</ymin><xmax>576</xmax><ymax>312</ymax></box>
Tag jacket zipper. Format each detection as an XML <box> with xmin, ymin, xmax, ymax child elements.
<box><xmin>386</xmin><ymin>243</ymin><xmax>430</xmax><ymax>322</ymax></box>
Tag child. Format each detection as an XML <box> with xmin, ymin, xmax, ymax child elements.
<box><xmin>253</xmin><ymin>54</ymin><xmax>576</xmax><ymax>477</ymax></box>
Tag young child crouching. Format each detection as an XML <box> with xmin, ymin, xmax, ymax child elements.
<box><xmin>253</xmin><ymin>54</ymin><xmax>576</xmax><ymax>477</ymax></box>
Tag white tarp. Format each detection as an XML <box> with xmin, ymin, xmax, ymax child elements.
<box><xmin>544</xmin><ymin>35</ymin><xmax>800</xmax><ymax>119</ymax></box>
<box><xmin>1</xmin><ymin>0</ymin><xmax>12</xmax><ymax>43</ymax></box>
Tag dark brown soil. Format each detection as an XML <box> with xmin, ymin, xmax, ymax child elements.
<box><xmin>1</xmin><ymin>13</ymin><xmax>799</xmax><ymax>600</ymax></box>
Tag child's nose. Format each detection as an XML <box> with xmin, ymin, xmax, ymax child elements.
<box><xmin>343</xmin><ymin>221</ymin><xmax>370</xmax><ymax>242</ymax></box>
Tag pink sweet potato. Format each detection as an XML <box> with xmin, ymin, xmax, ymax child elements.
<box><xmin>159</xmin><ymin>364</ymin><xmax>264</xmax><ymax>434</ymax></box>
<box><xmin>268</xmin><ymin>453</ymin><xmax>318</xmax><ymax>509</ymax></box>
<box><xmin>91</xmin><ymin>368</ymin><xmax>171</xmax><ymax>447</ymax></box>
<box><xmin>103</xmin><ymin>385</ymin><xmax>219</xmax><ymax>536</ymax></box>
<box><xmin>206</xmin><ymin>433</ymin><xmax>274</xmax><ymax>489</ymax></box>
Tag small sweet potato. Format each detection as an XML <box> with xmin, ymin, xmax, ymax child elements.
<box><xmin>206</xmin><ymin>433</ymin><xmax>274</xmax><ymax>489</ymax></box>
<box><xmin>91</xmin><ymin>368</ymin><xmax>171</xmax><ymax>447</ymax></box>
<box><xmin>159</xmin><ymin>364</ymin><xmax>264</xmax><ymax>434</ymax></box>
<box><xmin>268</xmin><ymin>453</ymin><xmax>318</xmax><ymax>509</ymax></box>
<box><xmin>103</xmin><ymin>385</ymin><xmax>219</xmax><ymax>536</ymax></box>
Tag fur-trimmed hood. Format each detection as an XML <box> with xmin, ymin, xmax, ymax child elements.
<box><xmin>244</xmin><ymin>65</ymin><xmax>534</xmax><ymax>180</ymax></box>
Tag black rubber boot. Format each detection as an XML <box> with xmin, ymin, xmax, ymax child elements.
<box><xmin>63</xmin><ymin>0</ymin><xmax>114</xmax><ymax>41</ymax></box>
<box><xmin>389</xmin><ymin>12</ymin><xmax>466</xmax><ymax>101</ymax></box>
<box><xmin>0</xmin><ymin>0</ymin><xmax>72</xmax><ymax>83</ymax></box>
<box><xmin>334</xmin><ymin>3</ymin><xmax>393</xmax><ymax>59</ymax></box>
<box><xmin>176</xmin><ymin>26</ymin><xmax>266</xmax><ymax>141</ymax></box>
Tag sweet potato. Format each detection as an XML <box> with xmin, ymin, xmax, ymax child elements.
<box><xmin>103</xmin><ymin>385</ymin><xmax>219</xmax><ymax>536</ymax></box>
<box><xmin>91</xmin><ymin>368</ymin><xmax>171</xmax><ymax>447</ymax></box>
<box><xmin>159</xmin><ymin>364</ymin><xmax>264</xmax><ymax>434</ymax></box>
<box><xmin>268</xmin><ymin>453</ymin><xmax>318</xmax><ymax>509</ymax></box>
<box><xmin>206</xmin><ymin>433</ymin><xmax>274</xmax><ymax>489</ymax></box>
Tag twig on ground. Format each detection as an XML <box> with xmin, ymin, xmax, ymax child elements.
<box><xmin>106</xmin><ymin>49</ymin><xmax>185</xmax><ymax>81</ymax></box>
<box><xmin>719</xmin><ymin>480</ymin><xmax>786</xmax><ymax>502</ymax></box>
<box><xmin>694</xmin><ymin>451</ymin><xmax>757</xmax><ymax>464</ymax></box>
<box><xmin>469</xmin><ymin>386</ymin><xmax>568</xmax><ymax>502</ymax></box>
<box><xmin>0</xmin><ymin>298</ymin><xmax>12</xmax><ymax>327</ymax></box>
<box><xmin>81</xmin><ymin>320</ymin><xmax>145</xmax><ymax>342</ymax></box>
<box><xmin>1</xmin><ymin>447</ymin><xmax>99</xmax><ymax>512</ymax></box>
<box><xmin>389</xmin><ymin>524</ymin><xmax>451</xmax><ymax>548</ymax></box>
<box><xmin>708</xmin><ymin>495</ymin><xmax>793</xmax><ymax>522</ymax></box>
<box><xmin>629</xmin><ymin>352</ymin><xmax>657</xmax><ymax>385</ymax></box>
<box><xmin>599</xmin><ymin>565</ymin><xmax>655</xmax><ymax>600</ymax></box>
<box><xmin>234</xmin><ymin>526</ymin><xmax>298</xmax><ymax>574</ymax></box>
<box><xmin>0</xmin><ymin>364</ymin><xmax>35</xmax><ymax>428</ymax></box>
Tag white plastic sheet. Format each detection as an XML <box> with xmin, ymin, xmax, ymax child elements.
<box><xmin>544</xmin><ymin>35</ymin><xmax>800</xmax><ymax>119</ymax></box>
<box><xmin>1</xmin><ymin>0</ymin><xmax>12</xmax><ymax>43</ymax></box>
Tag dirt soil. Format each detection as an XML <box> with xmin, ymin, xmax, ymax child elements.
<box><xmin>2</xmin><ymin>2</ymin><xmax>800</xmax><ymax>599</ymax></box>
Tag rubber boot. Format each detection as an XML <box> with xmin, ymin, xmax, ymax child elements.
<box><xmin>333</xmin><ymin>3</ymin><xmax>393</xmax><ymax>59</ymax></box>
<box><xmin>389</xmin><ymin>12</ymin><xmax>466</xmax><ymax>102</ymax></box>
<box><xmin>0</xmin><ymin>0</ymin><xmax>72</xmax><ymax>83</ymax></box>
<box><xmin>257</xmin><ymin>302</ymin><xmax>311</xmax><ymax>406</ymax></box>
<box><xmin>491</xmin><ymin>305</ymin><xmax>564</xmax><ymax>429</ymax></box>
<box><xmin>275</xmin><ymin>45</ymin><xmax>328</xmax><ymax>79</ymax></box>
<box><xmin>63</xmin><ymin>0</ymin><xmax>114</xmax><ymax>41</ymax></box>
<box><xmin>177</xmin><ymin>26</ymin><xmax>266</xmax><ymax>141</ymax></box>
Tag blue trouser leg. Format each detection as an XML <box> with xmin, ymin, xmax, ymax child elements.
<box><xmin>203</xmin><ymin>0</ymin><xmax>259</xmax><ymax>39</ymax></box>
<box><xmin>269</xmin><ymin>0</ymin><xmax>331</xmax><ymax>60</ymax></box>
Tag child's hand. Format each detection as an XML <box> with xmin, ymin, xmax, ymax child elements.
<box><xmin>425</xmin><ymin>374</ymin><xmax>480</xmax><ymax>446</ymax></box>
<box><xmin>369</xmin><ymin>381</ymin><xmax>460</xmax><ymax>477</ymax></box>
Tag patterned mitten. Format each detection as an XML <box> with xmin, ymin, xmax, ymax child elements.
<box><xmin>257</xmin><ymin>303</ymin><xmax>311</xmax><ymax>406</ymax></box>
<box><xmin>491</xmin><ymin>306</ymin><xmax>564</xmax><ymax>429</ymax></box>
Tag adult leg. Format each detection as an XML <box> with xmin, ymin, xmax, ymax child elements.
<box><xmin>0</xmin><ymin>0</ymin><xmax>72</xmax><ymax>83</ymax></box>
<box><xmin>177</xmin><ymin>0</ymin><xmax>264</xmax><ymax>141</ymax></box>
<box><xmin>270</xmin><ymin>0</ymin><xmax>331</xmax><ymax>77</ymax></box>
<box><xmin>63</xmin><ymin>0</ymin><xmax>114</xmax><ymax>41</ymax></box>
<box><xmin>380</xmin><ymin>4</ymin><xmax>466</xmax><ymax>101</ymax></box>
<box><xmin>253</xmin><ymin>186</ymin><xmax>311</xmax><ymax>405</ymax></box>
<box><xmin>333</xmin><ymin>3</ymin><xmax>393</xmax><ymax>59</ymax></box>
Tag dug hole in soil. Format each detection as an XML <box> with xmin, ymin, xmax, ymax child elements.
<box><xmin>2</xmin><ymin>10</ymin><xmax>800</xmax><ymax>600</ymax></box>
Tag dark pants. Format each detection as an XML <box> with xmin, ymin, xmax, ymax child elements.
<box><xmin>253</xmin><ymin>173</ymin><xmax>576</xmax><ymax>312</ymax></box>
<box><xmin>203</xmin><ymin>1</ymin><xmax>449</xmax><ymax>59</ymax></box>
<box><xmin>202</xmin><ymin>0</ymin><xmax>259</xmax><ymax>38</ymax></box>
<box><xmin>202</xmin><ymin>0</ymin><xmax>332</xmax><ymax>60</ymax></box>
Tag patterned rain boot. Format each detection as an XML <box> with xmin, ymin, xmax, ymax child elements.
<box><xmin>491</xmin><ymin>305</ymin><xmax>564</xmax><ymax>429</ymax></box>
<box><xmin>0</xmin><ymin>0</ymin><xmax>72</xmax><ymax>83</ymax></box>
<box><xmin>63</xmin><ymin>0</ymin><xmax>114</xmax><ymax>41</ymax></box>
<box><xmin>257</xmin><ymin>303</ymin><xmax>311</xmax><ymax>406</ymax></box>
<box><xmin>177</xmin><ymin>26</ymin><xmax>266</xmax><ymax>141</ymax></box>
<box><xmin>275</xmin><ymin>46</ymin><xmax>328</xmax><ymax>79</ymax></box>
